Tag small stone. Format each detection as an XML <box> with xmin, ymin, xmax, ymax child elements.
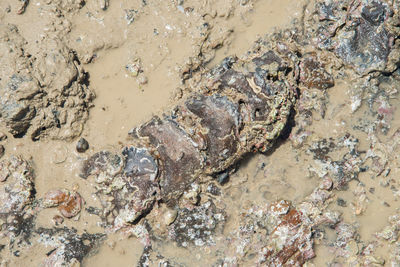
<box><xmin>320</xmin><ymin>177</ymin><xmax>333</xmax><ymax>190</ymax></box>
<box><xmin>0</xmin><ymin>132</ymin><xmax>7</xmax><ymax>141</ymax></box>
<box><xmin>137</xmin><ymin>75</ymin><xmax>148</xmax><ymax>85</ymax></box>
<box><xmin>369</xmin><ymin>187</ymin><xmax>375</xmax><ymax>194</ymax></box>
<box><xmin>337</xmin><ymin>198</ymin><xmax>347</xmax><ymax>207</ymax></box>
<box><xmin>52</xmin><ymin>215</ymin><xmax>64</xmax><ymax>226</ymax></box>
<box><xmin>163</xmin><ymin>209</ymin><xmax>178</xmax><ymax>226</ymax></box>
<box><xmin>206</xmin><ymin>182</ymin><xmax>221</xmax><ymax>196</ymax></box>
<box><xmin>0</xmin><ymin>145</ymin><xmax>4</xmax><ymax>158</ymax></box>
<box><xmin>76</xmin><ymin>138</ymin><xmax>89</xmax><ymax>153</ymax></box>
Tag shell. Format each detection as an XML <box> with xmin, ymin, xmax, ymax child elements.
<box><xmin>163</xmin><ymin>209</ymin><xmax>178</xmax><ymax>226</ymax></box>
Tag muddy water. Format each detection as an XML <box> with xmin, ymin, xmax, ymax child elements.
<box><xmin>1</xmin><ymin>0</ymin><xmax>400</xmax><ymax>266</ymax></box>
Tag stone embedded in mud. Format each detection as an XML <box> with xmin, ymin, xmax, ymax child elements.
<box><xmin>42</xmin><ymin>189</ymin><xmax>84</xmax><ymax>218</ymax></box>
<box><xmin>76</xmin><ymin>137</ymin><xmax>89</xmax><ymax>153</ymax></box>
<box><xmin>0</xmin><ymin>24</ymin><xmax>94</xmax><ymax>140</ymax></box>
<box><xmin>133</xmin><ymin>48</ymin><xmax>294</xmax><ymax>203</ymax></box>
<box><xmin>0</xmin><ymin>131</ymin><xmax>7</xmax><ymax>141</ymax></box>
<box><xmin>83</xmin><ymin>47</ymin><xmax>296</xmax><ymax>226</ymax></box>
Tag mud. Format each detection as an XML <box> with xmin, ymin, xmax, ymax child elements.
<box><xmin>1</xmin><ymin>0</ymin><xmax>400</xmax><ymax>266</ymax></box>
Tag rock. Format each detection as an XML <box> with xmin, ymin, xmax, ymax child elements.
<box><xmin>0</xmin><ymin>145</ymin><xmax>4</xmax><ymax>158</ymax></box>
<box><xmin>42</xmin><ymin>189</ymin><xmax>84</xmax><ymax>218</ymax></box>
<box><xmin>163</xmin><ymin>209</ymin><xmax>178</xmax><ymax>226</ymax></box>
<box><xmin>0</xmin><ymin>132</ymin><xmax>7</xmax><ymax>141</ymax></box>
<box><xmin>80</xmin><ymin>148</ymin><xmax>158</xmax><ymax>228</ymax></box>
<box><xmin>52</xmin><ymin>215</ymin><xmax>64</xmax><ymax>226</ymax></box>
<box><xmin>76</xmin><ymin>138</ymin><xmax>89</xmax><ymax>153</ymax></box>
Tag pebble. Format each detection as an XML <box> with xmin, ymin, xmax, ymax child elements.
<box><xmin>0</xmin><ymin>132</ymin><xmax>7</xmax><ymax>141</ymax></box>
<box><xmin>163</xmin><ymin>209</ymin><xmax>178</xmax><ymax>225</ymax></box>
<box><xmin>52</xmin><ymin>215</ymin><xmax>64</xmax><ymax>226</ymax></box>
<box><xmin>337</xmin><ymin>198</ymin><xmax>347</xmax><ymax>207</ymax></box>
<box><xmin>76</xmin><ymin>138</ymin><xmax>89</xmax><ymax>153</ymax></box>
<box><xmin>0</xmin><ymin>145</ymin><xmax>4</xmax><ymax>158</ymax></box>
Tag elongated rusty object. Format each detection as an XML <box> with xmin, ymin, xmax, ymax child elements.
<box><xmin>81</xmin><ymin>45</ymin><xmax>300</xmax><ymax>227</ymax></box>
<box><xmin>81</xmin><ymin>46</ymin><xmax>296</xmax><ymax>226</ymax></box>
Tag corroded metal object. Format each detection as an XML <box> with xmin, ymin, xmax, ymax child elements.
<box><xmin>81</xmin><ymin>47</ymin><xmax>300</xmax><ymax>227</ymax></box>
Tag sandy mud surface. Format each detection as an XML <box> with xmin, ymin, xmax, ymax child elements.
<box><xmin>0</xmin><ymin>0</ymin><xmax>400</xmax><ymax>266</ymax></box>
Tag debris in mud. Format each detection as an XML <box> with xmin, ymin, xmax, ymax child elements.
<box><xmin>81</xmin><ymin>148</ymin><xmax>159</xmax><ymax>229</ymax></box>
<box><xmin>38</xmin><ymin>227</ymin><xmax>105</xmax><ymax>266</ymax></box>
<box><xmin>168</xmin><ymin>200</ymin><xmax>225</xmax><ymax>247</ymax></box>
<box><xmin>16</xmin><ymin>0</ymin><xmax>28</xmax><ymax>15</ymax></box>
<box><xmin>214</xmin><ymin>190</ymin><xmax>339</xmax><ymax>267</ymax></box>
<box><xmin>0</xmin><ymin>155</ymin><xmax>36</xmax><ymax>254</ymax></box>
<box><xmin>307</xmin><ymin>135</ymin><xmax>363</xmax><ymax>188</ymax></box>
<box><xmin>0</xmin><ymin>155</ymin><xmax>35</xmax><ymax>220</ymax></box>
<box><xmin>308</xmin><ymin>0</ymin><xmax>399</xmax><ymax>75</ymax></box>
<box><xmin>377</xmin><ymin>212</ymin><xmax>400</xmax><ymax>266</ymax></box>
<box><xmin>0</xmin><ymin>24</ymin><xmax>94</xmax><ymax>140</ymax></box>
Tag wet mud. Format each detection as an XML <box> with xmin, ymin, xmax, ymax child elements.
<box><xmin>1</xmin><ymin>0</ymin><xmax>400</xmax><ymax>266</ymax></box>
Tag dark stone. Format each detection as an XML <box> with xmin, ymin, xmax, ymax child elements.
<box><xmin>185</xmin><ymin>94</ymin><xmax>240</xmax><ymax>172</ymax></box>
<box><xmin>76</xmin><ymin>138</ymin><xmax>89</xmax><ymax>153</ymax></box>
<box><xmin>335</xmin><ymin>1</ymin><xmax>392</xmax><ymax>74</ymax></box>
<box><xmin>138</xmin><ymin>118</ymin><xmax>203</xmax><ymax>202</ymax></box>
<box><xmin>337</xmin><ymin>198</ymin><xmax>347</xmax><ymax>207</ymax></box>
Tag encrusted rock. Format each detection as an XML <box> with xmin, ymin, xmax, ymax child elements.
<box><xmin>168</xmin><ymin>200</ymin><xmax>225</xmax><ymax>247</ymax></box>
<box><xmin>0</xmin><ymin>155</ymin><xmax>34</xmax><ymax>215</ymax></box>
<box><xmin>82</xmin><ymin>46</ymin><xmax>297</xmax><ymax>227</ymax></box>
<box><xmin>38</xmin><ymin>227</ymin><xmax>104</xmax><ymax>266</ymax></box>
<box><xmin>42</xmin><ymin>189</ymin><xmax>84</xmax><ymax>218</ymax></box>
